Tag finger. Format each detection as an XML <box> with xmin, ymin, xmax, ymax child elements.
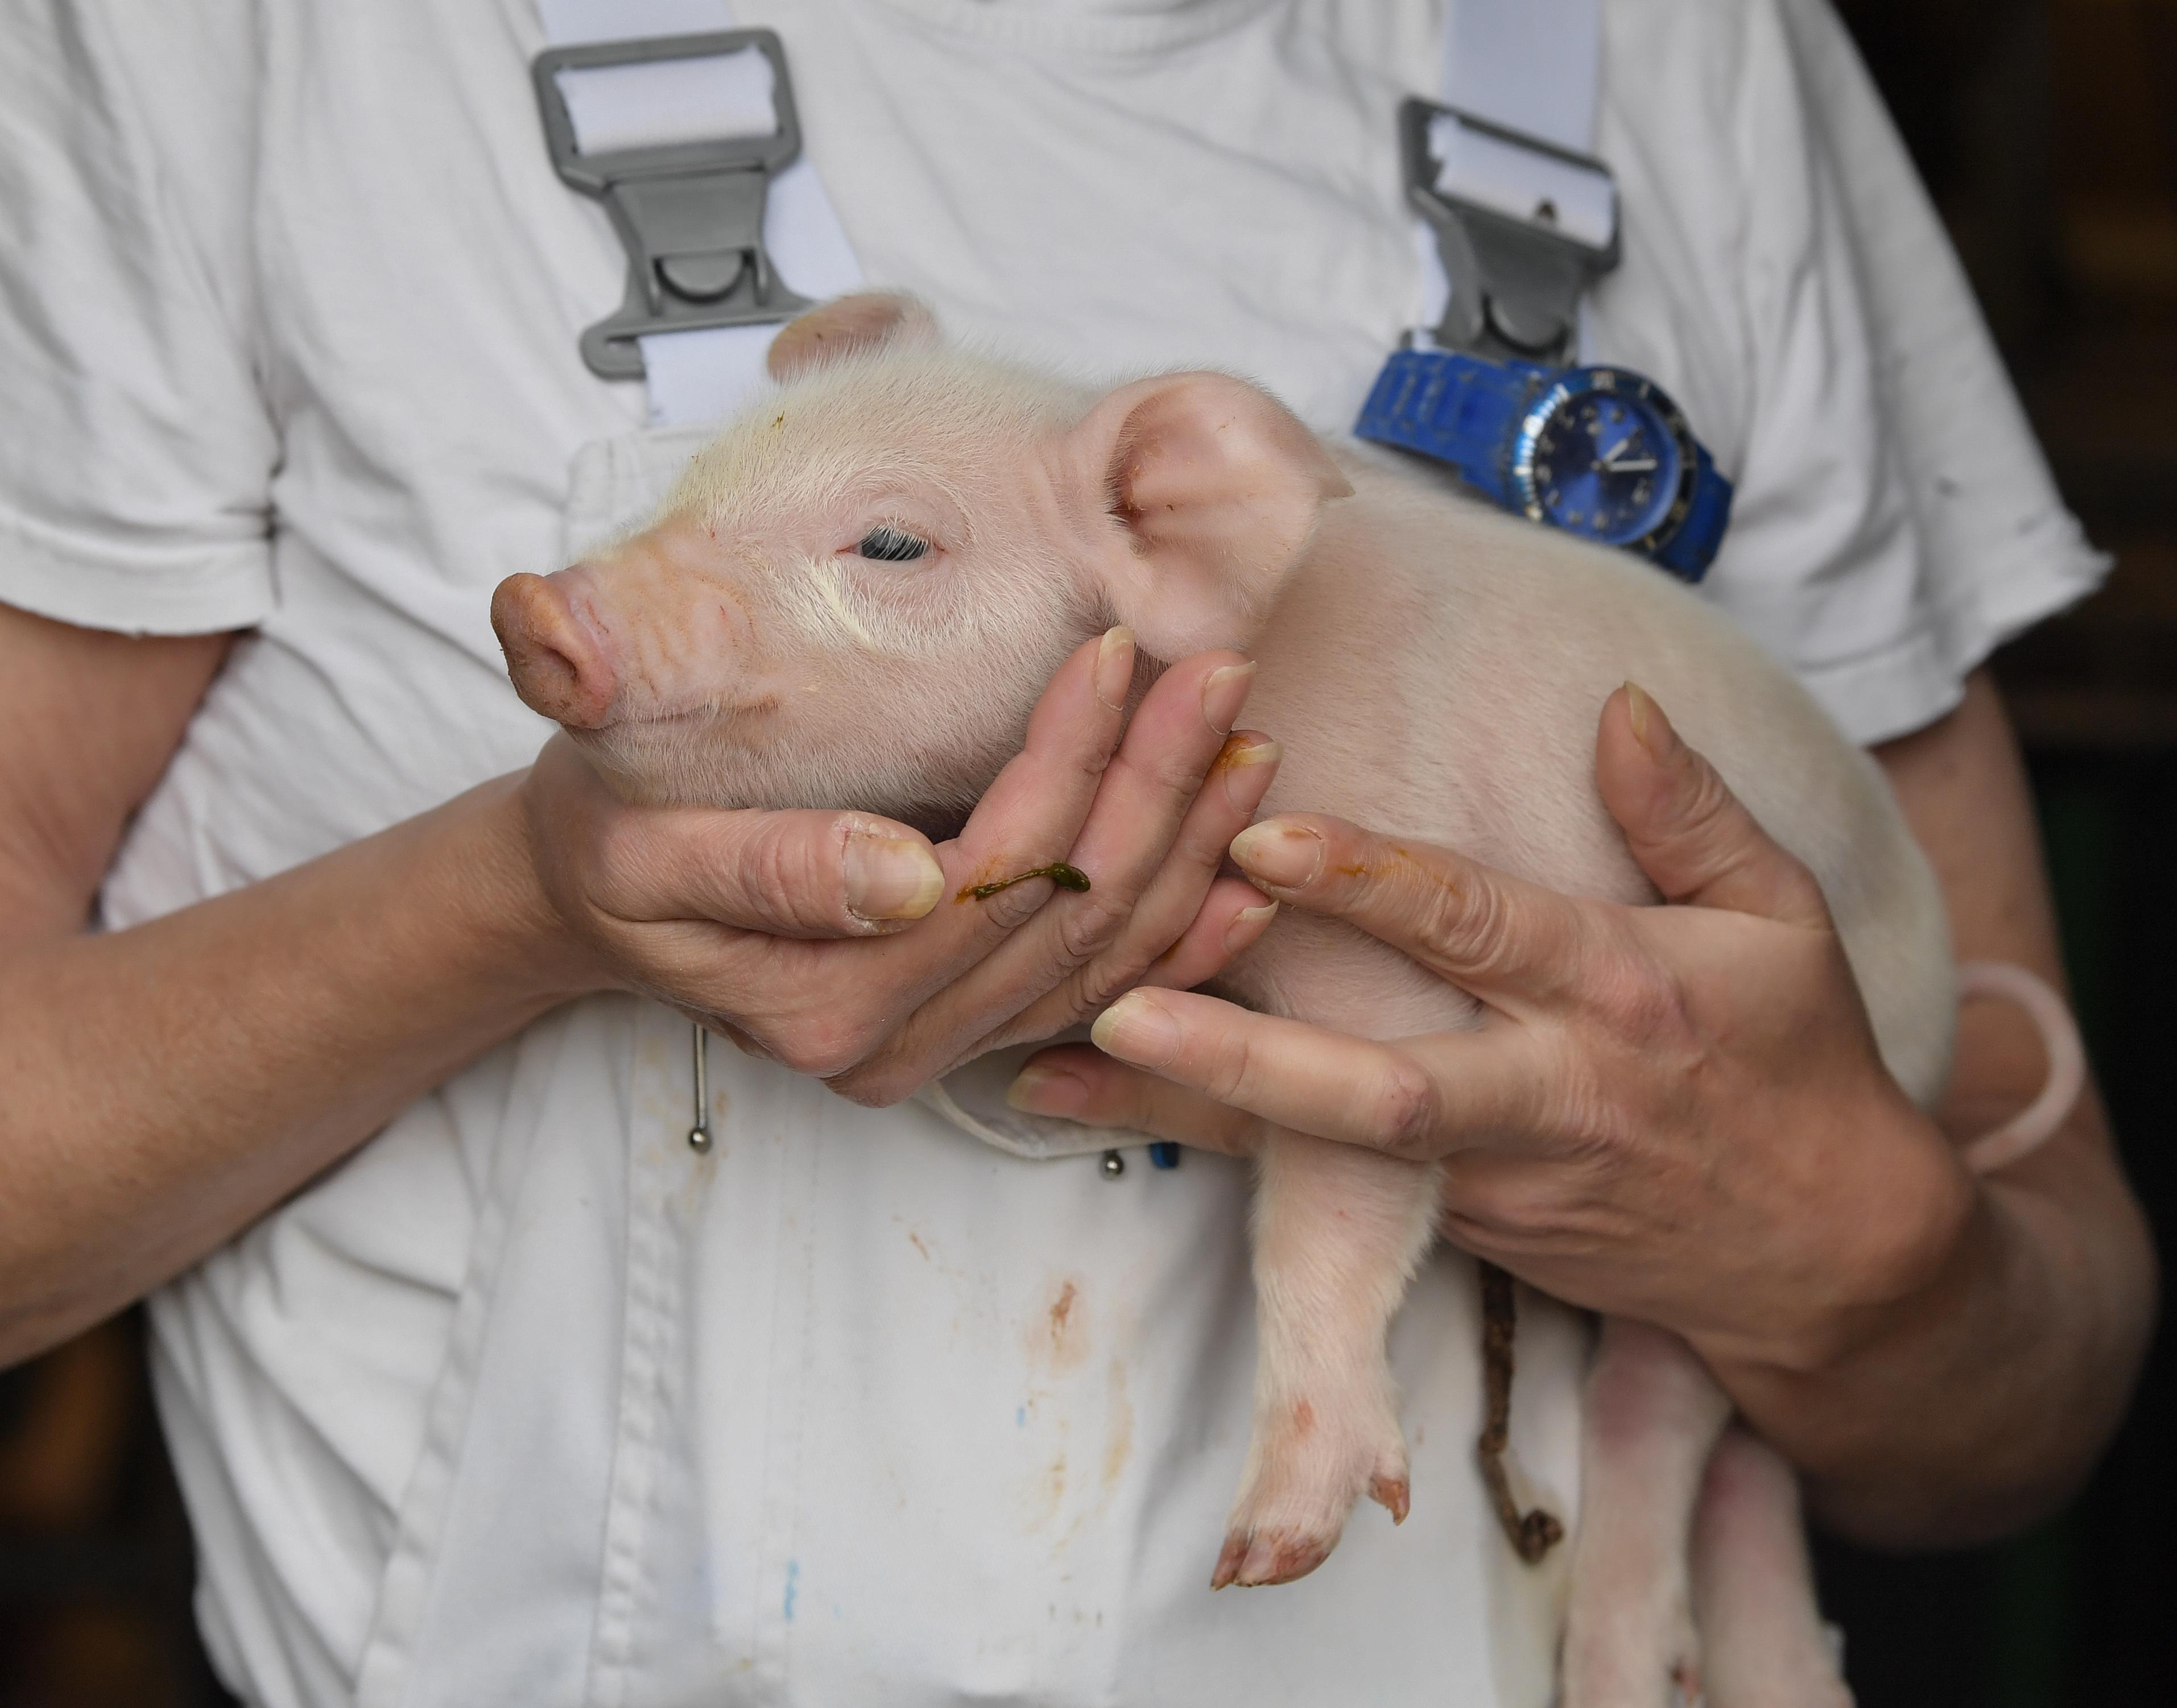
<box><xmin>1597</xmin><ymin>684</ymin><xmax>1831</xmax><ymax>928</ymax></box>
<box><xmin>812</xmin><ymin>627</ymin><xmax>1134</xmax><ymax>977</ymax></box>
<box><xmin>976</xmin><ymin>650</ymin><xmax>1255</xmax><ymax>964</ymax></box>
<box><xmin>1005</xmin><ymin>1044</ymin><xmax>1261</xmax><ymax>1155</ymax></box>
<box><xmin>1137</xmin><ymin>876</ymin><xmax>1279</xmax><ymax>994</ymax></box>
<box><xmin>1109</xmin><ymin>733</ymin><xmax>1282</xmax><ymax>978</ymax></box>
<box><xmin>701</xmin><ymin>635</ymin><xmax>1137</xmax><ymax>1078</ymax></box>
<box><xmin>1225</xmin><ymin>813</ymin><xmax>1597</xmax><ymax>1012</ymax></box>
<box><xmin>972</xmin><ymin>874</ymin><xmax>1274</xmax><ymax>1068</ymax></box>
<box><xmin>870</xmin><ymin>651</ymin><xmax>1255</xmax><ymax>1072</ymax></box>
<box><xmin>982</xmin><ymin>732</ymin><xmax>1280</xmax><ymax>1047</ymax></box>
<box><xmin>1086</xmin><ymin>989</ymin><xmax>1545</xmax><ymax>1159</ymax></box>
<box><xmin>597</xmin><ymin>804</ymin><xmax>944</xmax><ymax>940</ymax></box>
<box><xmin>713</xmin><ymin>1019</ymin><xmax>771</xmax><ymax>1060</ymax></box>
<box><xmin>943</xmin><ymin>626</ymin><xmax>1139</xmax><ymax>916</ymax></box>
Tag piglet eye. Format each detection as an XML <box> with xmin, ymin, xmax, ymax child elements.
<box><xmin>856</xmin><ymin>524</ymin><xmax>930</xmax><ymax>563</ymax></box>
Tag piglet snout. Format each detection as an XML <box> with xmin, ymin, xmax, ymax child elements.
<box><xmin>493</xmin><ymin>570</ymin><xmax>618</xmax><ymax>729</ymax></box>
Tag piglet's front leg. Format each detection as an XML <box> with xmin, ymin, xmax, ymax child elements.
<box><xmin>1214</xmin><ymin>1129</ymin><xmax>1439</xmax><ymax>1588</ymax></box>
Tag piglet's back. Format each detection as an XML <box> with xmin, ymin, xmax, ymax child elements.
<box><xmin>1239</xmin><ymin>448</ymin><xmax>1955</xmax><ymax>1105</ymax></box>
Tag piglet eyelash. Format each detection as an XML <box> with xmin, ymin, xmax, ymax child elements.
<box><xmin>856</xmin><ymin>524</ymin><xmax>930</xmax><ymax>562</ymax></box>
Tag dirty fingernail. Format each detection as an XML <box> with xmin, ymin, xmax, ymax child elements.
<box><xmin>1092</xmin><ymin>992</ymin><xmax>1183</xmax><ymax>1067</ymax></box>
<box><xmin>1216</xmin><ymin>735</ymin><xmax>1282</xmax><ymax>810</ymax></box>
<box><xmin>1624</xmin><ymin>681</ymin><xmax>1682</xmax><ymax>763</ymax></box>
<box><xmin>1229</xmin><ymin>821</ymin><xmax>1324</xmax><ymax>890</ymax></box>
<box><xmin>1095</xmin><ymin>626</ymin><xmax>1136</xmax><ymax>710</ymax></box>
<box><xmin>1201</xmin><ymin>660</ymin><xmax>1258</xmax><ymax>735</ymax></box>
<box><xmin>844</xmin><ymin>832</ymin><xmax>944</xmax><ymax>921</ymax></box>
<box><xmin>1224</xmin><ymin>900</ymin><xmax>1279</xmax><ymax>954</ymax></box>
<box><xmin>1006</xmin><ymin>1062</ymin><xmax>1092</xmax><ymax>1118</ymax></box>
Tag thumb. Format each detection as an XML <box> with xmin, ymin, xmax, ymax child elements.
<box><xmin>1596</xmin><ymin>683</ymin><xmax>1831</xmax><ymax>928</ymax></box>
<box><xmin>616</xmin><ymin>806</ymin><xmax>945</xmax><ymax>938</ymax></box>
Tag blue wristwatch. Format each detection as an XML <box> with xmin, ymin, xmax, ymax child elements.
<box><xmin>1356</xmin><ymin>349</ymin><xmax>1730</xmax><ymax>582</ymax></box>
<box><xmin>1362</xmin><ymin>98</ymin><xmax>1733</xmax><ymax>582</ymax></box>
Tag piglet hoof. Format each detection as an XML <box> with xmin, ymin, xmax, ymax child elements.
<box><xmin>1211</xmin><ymin>1400</ymin><xmax>1410</xmax><ymax>1588</ymax></box>
<box><xmin>1210</xmin><ymin>1527</ymin><xmax>1336</xmax><ymax>1590</ymax></box>
<box><xmin>1369</xmin><ymin>1471</ymin><xmax>1411</xmax><ymax>1525</ymax></box>
<box><xmin>1561</xmin><ymin>1594</ymin><xmax>1703</xmax><ymax>1708</ymax></box>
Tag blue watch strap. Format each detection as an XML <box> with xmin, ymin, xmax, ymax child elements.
<box><xmin>1650</xmin><ymin>440</ymin><xmax>1732</xmax><ymax>580</ymax></box>
<box><xmin>1357</xmin><ymin>346</ymin><xmax>1733</xmax><ymax>582</ymax></box>
<box><xmin>1354</xmin><ymin>348</ymin><xmax>1551</xmax><ymax>508</ymax></box>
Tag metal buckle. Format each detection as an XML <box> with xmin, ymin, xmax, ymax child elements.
<box><xmin>535</xmin><ymin>30</ymin><xmax>812</xmax><ymax>381</ymax></box>
<box><xmin>1399</xmin><ymin>96</ymin><xmax>1620</xmax><ymax>366</ymax></box>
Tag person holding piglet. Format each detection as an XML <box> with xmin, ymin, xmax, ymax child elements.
<box><xmin>0</xmin><ymin>1</ymin><xmax>2152</xmax><ymax>1703</ymax></box>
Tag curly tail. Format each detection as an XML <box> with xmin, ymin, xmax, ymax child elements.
<box><xmin>1956</xmin><ymin>961</ymin><xmax>2088</xmax><ymax>1174</ymax></box>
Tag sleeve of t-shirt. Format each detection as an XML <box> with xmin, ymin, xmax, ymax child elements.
<box><xmin>0</xmin><ymin>3</ymin><xmax>278</xmax><ymax>636</ymax></box>
<box><xmin>1643</xmin><ymin>0</ymin><xmax>2105</xmax><ymax>748</ymax></box>
<box><xmin>1782</xmin><ymin>0</ymin><xmax>2106</xmax><ymax>739</ymax></box>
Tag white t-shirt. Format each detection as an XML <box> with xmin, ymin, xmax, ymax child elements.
<box><xmin>0</xmin><ymin>2</ymin><xmax>2103</xmax><ymax>1705</ymax></box>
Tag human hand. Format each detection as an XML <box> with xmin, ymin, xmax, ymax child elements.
<box><xmin>1005</xmin><ymin>684</ymin><xmax>1976</xmax><ymax>1377</ymax></box>
<box><xmin>516</xmin><ymin>628</ymin><xmax>1282</xmax><ymax>1105</ymax></box>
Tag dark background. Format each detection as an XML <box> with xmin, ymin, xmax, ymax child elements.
<box><xmin>1812</xmin><ymin>3</ymin><xmax>2177</xmax><ymax>1705</ymax></box>
<box><xmin>0</xmin><ymin>2</ymin><xmax>2170</xmax><ymax>1702</ymax></box>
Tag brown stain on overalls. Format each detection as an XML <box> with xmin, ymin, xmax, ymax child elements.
<box><xmin>1029</xmin><ymin>1277</ymin><xmax>1090</xmax><ymax>1375</ymax></box>
<box><xmin>1100</xmin><ymin>1358</ymin><xmax>1134</xmax><ymax>1491</ymax></box>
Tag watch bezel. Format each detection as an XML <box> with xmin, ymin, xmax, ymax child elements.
<box><xmin>1506</xmin><ymin>366</ymin><xmax>1700</xmax><ymax>556</ymax></box>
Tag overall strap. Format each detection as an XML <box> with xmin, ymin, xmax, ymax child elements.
<box><xmin>1419</xmin><ymin>0</ymin><xmax>1610</xmax><ymax>358</ymax></box>
<box><xmin>1441</xmin><ymin>0</ymin><xmax>1604</xmax><ymax>153</ymax></box>
<box><xmin>538</xmin><ymin>0</ymin><xmax>863</xmax><ymax>425</ymax></box>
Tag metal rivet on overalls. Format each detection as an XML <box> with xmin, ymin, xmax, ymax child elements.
<box><xmin>688</xmin><ymin>1023</ymin><xmax>714</xmax><ymax>1154</ymax></box>
<box><xmin>1100</xmin><ymin>1149</ymin><xmax>1125</xmax><ymax>1178</ymax></box>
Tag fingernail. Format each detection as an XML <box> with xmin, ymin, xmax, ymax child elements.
<box><xmin>1216</xmin><ymin>734</ymin><xmax>1282</xmax><ymax>812</ymax></box>
<box><xmin>1095</xmin><ymin>627</ymin><xmax>1136</xmax><ymax>710</ymax></box>
<box><xmin>1624</xmin><ymin>681</ymin><xmax>1681</xmax><ymax>763</ymax></box>
<box><xmin>1229</xmin><ymin>820</ymin><xmax>1324</xmax><ymax>891</ymax></box>
<box><xmin>844</xmin><ymin>832</ymin><xmax>944</xmax><ymax>921</ymax></box>
<box><xmin>1200</xmin><ymin>660</ymin><xmax>1258</xmax><ymax>735</ymax></box>
<box><xmin>1224</xmin><ymin>900</ymin><xmax>1278</xmax><ymax>954</ymax></box>
<box><xmin>1092</xmin><ymin>992</ymin><xmax>1183</xmax><ymax>1067</ymax></box>
<box><xmin>1006</xmin><ymin>1062</ymin><xmax>1090</xmax><ymax>1118</ymax></box>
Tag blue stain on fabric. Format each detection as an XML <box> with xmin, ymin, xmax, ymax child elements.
<box><xmin>783</xmin><ymin>1559</ymin><xmax>799</xmax><ymax>1622</ymax></box>
<box><xmin>1017</xmin><ymin>1405</ymin><xmax>1027</xmax><ymax>1428</ymax></box>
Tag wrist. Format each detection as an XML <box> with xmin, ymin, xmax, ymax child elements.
<box><xmin>1704</xmin><ymin>1087</ymin><xmax>1978</xmax><ymax>1382</ymax></box>
<box><xmin>1693</xmin><ymin>1085</ymin><xmax>1993</xmax><ymax>1469</ymax></box>
<box><xmin>437</xmin><ymin>771</ymin><xmax>615</xmax><ymax>1010</ymax></box>
<box><xmin>1825</xmin><ymin>1099</ymin><xmax>1984</xmax><ymax>1370</ymax></box>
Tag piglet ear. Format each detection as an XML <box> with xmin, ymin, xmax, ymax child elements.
<box><xmin>1064</xmin><ymin>372</ymin><xmax>1352</xmax><ymax>660</ymax></box>
<box><xmin>766</xmin><ymin>292</ymin><xmax>940</xmax><ymax>381</ymax></box>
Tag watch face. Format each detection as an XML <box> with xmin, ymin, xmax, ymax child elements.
<box><xmin>1511</xmin><ymin>369</ymin><xmax>1697</xmax><ymax>551</ymax></box>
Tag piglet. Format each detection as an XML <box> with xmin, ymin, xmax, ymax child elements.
<box><xmin>493</xmin><ymin>295</ymin><xmax>2082</xmax><ymax>1708</ymax></box>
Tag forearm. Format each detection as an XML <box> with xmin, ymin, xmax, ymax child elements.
<box><xmin>1712</xmin><ymin>1082</ymin><xmax>2154</xmax><ymax>1545</ymax></box>
<box><xmin>0</xmin><ymin>775</ymin><xmax>584</xmax><ymax>1363</ymax></box>
<box><xmin>1717</xmin><ymin>671</ymin><xmax>2158</xmax><ymax>1544</ymax></box>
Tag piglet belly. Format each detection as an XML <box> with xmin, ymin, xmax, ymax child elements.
<box><xmin>1219</xmin><ymin>908</ymin><xmax>1484</xmax><ymax>1044</ymax></box>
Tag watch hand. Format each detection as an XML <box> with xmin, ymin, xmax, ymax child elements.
<box><xmin>1594</xmin><ymin>440</ymin><xmax>1659</xmax><ymax>473</ymax></box>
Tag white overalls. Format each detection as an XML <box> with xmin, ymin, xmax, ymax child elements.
<box><xmin>0</xmin><ymin>1</ymin><xmax>2098</xmax><ymax>1701</ymax></box>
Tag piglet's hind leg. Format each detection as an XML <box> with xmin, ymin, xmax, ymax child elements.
<box><xmin>1561</xmin><ymin>1318</ymin><xmax>1734</xmax><ymax>1708</ymax></box>
<box><xmin>1215</xmin><ymin>1128</ymin><xmax>1439</xmax><ymax>1588</ymax></box>
<box><xmin>1690</xmin><ymin>1427</ymin><xmax>1854</xmax><ymax>1708</ymax></box>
